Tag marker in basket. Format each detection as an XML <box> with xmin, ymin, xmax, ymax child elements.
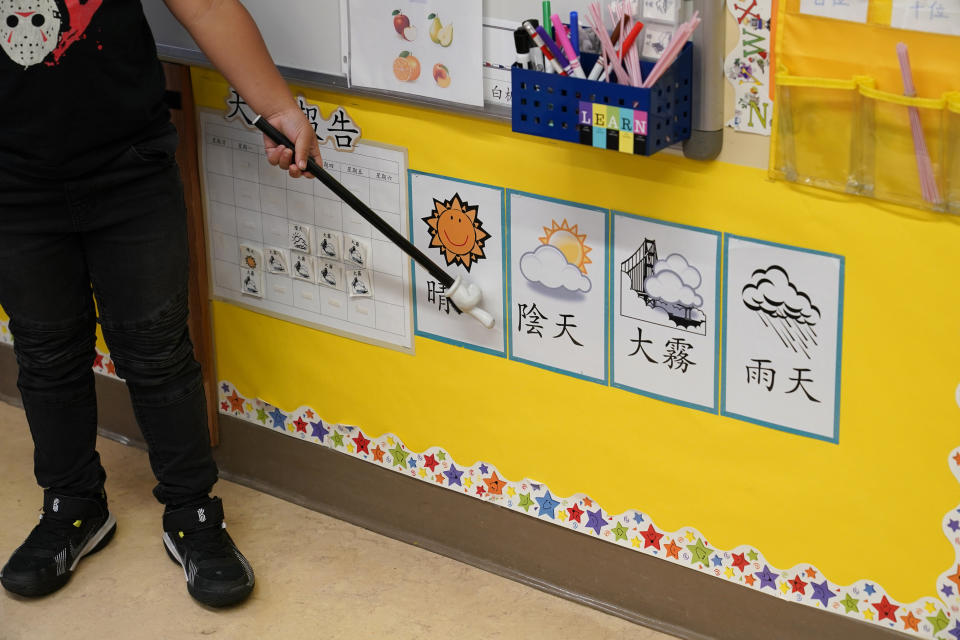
<box><xmin>525</xmin><ymin>19</ymin><xmax>546</xmax><ymax>71</ymax></box>
<box><xmin>569</xmin><ymin>11</ymin><xmax>580</xmax><ymax>57</ymax></box>
<box><xmin>550</xmin><ymin>14</ymin><xmax>586</xmax><ymax>78</ymax></box>
<box><xmin>535</xmin><ymin>24</ymin><xmax>575</xmax><ymax>76</ymax></box>
<box><xmin>542</xmin><ymin>1</ymin><xmax>553</xmax><ymax>38</ymax></box>
<box><xmin>523</xmin><ymin>20</ymin><xmax>567</xmax><ymax>75</ymax></box>
<box><xmin>513</xmin><ymin>27</ymin><xmax>532</xmax><ymax>69</ymax></box>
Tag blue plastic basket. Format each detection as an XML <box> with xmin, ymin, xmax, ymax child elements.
<box><xmin>511</xmin><ymin>42</ymin><xmax>693</xmax><ymax>156</ymax></box>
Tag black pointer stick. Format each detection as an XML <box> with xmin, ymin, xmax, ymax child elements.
<box><xmin>254</xmin><ymin>116</ymin><xmax>494</xmax><ymax>329</ymax></box>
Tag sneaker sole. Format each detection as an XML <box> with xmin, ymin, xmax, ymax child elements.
<box><xmin>162</xmin><ymin>533</ymin><xmax>254</xmax><ymax>608</ymax></box>
<box><xmin>1</xmin><ymin>513</ymin><xmax>117</xmax><ymax>598</ymax></box>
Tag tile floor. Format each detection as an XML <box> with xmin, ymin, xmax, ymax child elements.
<box><xmin>0</xmin><ymin>401</ymin><xmax>682</xmax><ymax>640</ymax></box>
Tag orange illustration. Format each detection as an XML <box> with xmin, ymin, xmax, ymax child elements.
<box><xmin>540</xmin><ymin>219</ymin><xmax>592</xmax><ymax>274</ymax></box>
<box><xmin>393</xmin><ymin>51</ymin><xmax>421</xmax><ymax>82</ymax></box>
<box><xmin>422</xmin><ymin>193</ymin><xmax>489</xmax><ymax>271</ymax></box>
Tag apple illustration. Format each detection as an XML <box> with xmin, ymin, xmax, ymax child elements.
<box><xmin>392</xmin><ymin>10</ymin><xmax>409</xmax><ymax>35</ymax></box>
<box><xmin>433</xmin><ymin>63</ymin><xmax>451</xmax><ymax>88</ymax></box>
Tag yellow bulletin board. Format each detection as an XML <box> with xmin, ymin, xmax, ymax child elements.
<box><xmin>184</xmin><ymin>63</ymin><xmax>960</xmax><ymax>640</ymax></box>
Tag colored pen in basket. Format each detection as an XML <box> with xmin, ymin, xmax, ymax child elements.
<box><xmin>535</xmin><ymin>25</ymin><xmax>572</xmax><ymax>75</ymax></box>
<box><xmin>523</xmin><ymin>21</ymin><xmax>567</xmax><ymax>75</ymax></box>
<box><xmin>570</xmin><ymin>11</ymin><xmax>580</xmax><ymax>58</ymax></box>
<box><xmin>551</xmin><ymin>14</ymin><xmax>586</xmax><ymax>78</ymax></box>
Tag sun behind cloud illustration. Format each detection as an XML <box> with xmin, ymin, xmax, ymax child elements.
<box><xmin>423</xmin><ymin>193</ymin><xmax>490</xmax><ymax>271</ymax></box>
<box><xmin>540</xmin><ymin>219</ymin><xmax>591</xmax><ymax>274</ymax></box>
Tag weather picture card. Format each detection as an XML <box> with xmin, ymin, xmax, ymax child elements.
<box><xmin>611</xmin><ymin>214</ymin><xmax>721</xmax><ymax>412</ymax></box>
<box><xmin>508</xmin><ymin>192</ymin><xmax>608</xmax><ymax>384</ymax></box>
<box><xmin>409</xmin><ymin>172</ymin><xmax>506</xmax><ymax>356</ymax></box>
<box><xmin>891</xmin><ymin>0</ymin><xmax>960</xmax><ymax>35</ymax></box>
<box><xmin>799</xmin><ymin>0</ymin><xmax>869</xmax><ymax>23</ymax></box>
<box><xmin>201</xmin><ymin>110</ymin><xmax>414</xmax><ymax>352</ymax></box>
<box><xmin>348</xmin><ymin>0</ymin><xmax>484</xmax><ymax>106</ymax></box>
<box><xmin>721</xmin><ymin>236</ymin><xmax>844</xmax><ymax>442</ymax></box>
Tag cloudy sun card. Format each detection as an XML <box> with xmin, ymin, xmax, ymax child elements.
<box><xmin>507</xmin><ymin>192</ymin><xmax>608</xmax><ymax>384</ymax></box>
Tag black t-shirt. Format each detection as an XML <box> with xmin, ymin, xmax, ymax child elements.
<box><xmin>0</xmin><ymin>0</ymin><xmax>169</xmax><ymax>180</ymax></box>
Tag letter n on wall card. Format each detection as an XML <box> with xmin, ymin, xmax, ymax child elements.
<box><xmin>507</xmin><ymin>192</ymin><xmax>608</xmax><ymax>384</ymax></box>
<box><xmin>409</xmin><ymin>171</ymin><xmax>507</xmax><ymax>356</ymax></box>
<box><xmin>722</xmin><ymin>236</ymin><xmax>845</xmax><ymax>442</ymax></box>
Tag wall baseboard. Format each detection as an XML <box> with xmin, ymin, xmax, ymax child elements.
<box><xmin>0</xmin><ymin>344</ymin><xmax>907</xmax><ymax>640</ymax></box>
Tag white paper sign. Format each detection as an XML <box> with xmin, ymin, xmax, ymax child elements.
<box><xmin>799</xmin><ymin>0</ymin><xmax>869</xmax><ymax>23</ymax></box>
<box><xmin>508</xmin><ymin>192</ymin><xmax>608</xmax><ymax>384</ymax></box>
<box><xmin>349</xmin><ymin>0</ymin><xmax>485</xmax><ymax>106</ymax></box>
<box><xmin>612</xmin><ymin>214</ymin><xmax>721</xmax><ymax>412</ymax></box>
<box><xmin>722</xmin><ymin>237</ymin><xmax>844</xmax><ymax>442</ymax></box>
<box><xmin>410</xmin><ymin>172</ymin><xmax>506</xmax><ymax>356</ymax></box>
<box><xmin>891</xmin><ymin>0</ymin><xmax>960</xmax><ymax>35</ymax></box>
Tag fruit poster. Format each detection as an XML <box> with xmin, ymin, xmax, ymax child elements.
<box><xmin>348</xmin><ymin>0</ymin><xmax>484</xmax><ymax>106</ymax></box>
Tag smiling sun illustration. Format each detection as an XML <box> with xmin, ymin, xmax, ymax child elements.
<box><xmin>423</xmin><ymin>193</ymin><xmax>489</xmax><ymax>271</ymax></box>
<box><xmin>540</xmin><ymin>219</ymin><xmax>591</xmax><ymax>274</ymax></box>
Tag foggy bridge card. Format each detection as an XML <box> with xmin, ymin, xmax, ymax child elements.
<box><xmin>611</xmin><ymin>215</ymin><xmax>722</xmax><ymax>412</ymax></box>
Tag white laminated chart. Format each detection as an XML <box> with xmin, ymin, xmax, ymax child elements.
<box><xmin>200</xmin><ymin>111</ymin><xmax>413</xmax><ymax>351</ymax></box>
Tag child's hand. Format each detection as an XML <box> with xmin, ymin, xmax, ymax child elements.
<box><xmin>262</xmin><ymin>108</ymin><xmax>321</xmax><ymax>179</ymax></box>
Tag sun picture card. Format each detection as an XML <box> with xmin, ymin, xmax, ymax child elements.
<box><xmin>507</xmin><ymin>191</ymin><xmax>609</xmax><ymax>385</ymax></box>
<box><xmin>348</xmin><ymin>0</ymin><xmax>484</xmax><ymax>106</ymax></box>
<box><xmin>611</xmin><ymin>214</ymin><xmax>722</xmax><ymax>413</ymax></box>
<box><xmin>409</xmin><ymin>171</ymin><xmax>506</xmax><ymax>357</ymax></box>
<box><xmin>721</xmin><ymin>236</ymin><xmax>844</xmax><ymax>442</ymax></box>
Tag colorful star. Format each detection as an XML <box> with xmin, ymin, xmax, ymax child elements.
<box><xmin>352</xmin><ymin>431</ymin><xmax>370</xmax><ymax>454</ymax></box>
<box><xmin>583</xmin><ymin>497</ymin><xmax>593</xmax><ymax>507</ymax></box>
<box><xmin>517</xmin><ymin>493</ymin><xmax>534</xmax><ymax>512</ymax></box>
<box><xmin>947</xmin><ymin>620</ymin><xmax>960</xmax><ymax>640</ymax></box>
<box><xmin>927</xmin><ymin>610</ymin><xmax>949</xmax><ymax>633</ymax></box>
<box><xmin>106</xmin><ymin>361</ymin><xmax>116</xmax><ymax>375</ymax></box>
<box><xmin>256</xmin><ymin>408</ymin><xmax>268</xmax><ymax>423</ymax></box>
<box><xmin>633</xmin><ymin>512</ymin><xmax>644</xmax><ymax>524</ymax></box>
<box><xmin>925</xmin><ymin>601</ymin><xmax>936</xmax><ymax>613</ymax></box>
<box><xmin>811</xmin><ymin>581</ymin><xmax>835</xmax><ymax>607</ymax></box>
<box><xmin>423</xmin><ymin>454</ymin><xmax>439</xmax><ymax>472</ymax></box>
<box><xmin>724</xmin><ymin>567</ymin><xmax>734</xmax><ymax>579</ymax></box>
<box><xmin>330</xmin><ymin>432</ymin><xmax>344</xmax><ymax>447</ymax></box>
<box><xmin>226</xmin><ymin>390</ymin><xmax>245</xmax><ymax>412</ymax></box>
<box><xmin>901</xmin><ymin>611</ymin><xmax>920</xmax><ymax>632</ymax></box>
<box><xmin>942</xmin><ymin>584</ymin><xmax>955</xmax><ymax>597</ymax></box>
<box><xmin>641</xmin><ymin>525</ymin><xmax>664</xmax><ymax>550</ymax></box>
<box><xmin>862</xmin><ymin>609</ymin><xmax>874</xmax><ymax>621</ymax></box>
<box><xmin>536</xmin><ymin>491</ymin><xmax>560</xmax><ymax>519</ymax></box>
<box><xmin>567</xmin><ymin>503</ymin><xmax>584</xmax><ymax>523</ymax></box>
<box><xmin>711</xmin><ymin>555</ymin><xmax>723</xmax><ymax>567</ymax></box>
<box><xmin>293</xmin><ymin>417</ymin><xmax>307</xmax><ymax>433</ymax></box>
<box><xmin>744</xmin><ymin>575</ymin><xmax>755</xmax><ymax>586</ymax></box>
<box><xmin>585</xmin><ymin>509</ymin><xmax>608</xmax><ymax>536</ymax></box>
<box><xmin>949</xmin><ymin>519</ymin><xmax>960</xmax><ymax>532</ymax></box>
<box><xmin>687</xmin><ymin>538</ymin><xmax>715</xmax><ymax>567</ymax></box>
<box><xmin>840</xmin><ymin>593</ymin><xmax>859</xmax><ymax>613</ymax></box>
<box><xmin>506</xmin><ymin>486</ymin><xmax>516</xmax><ymax>497</ymax></box>
<box><xmin>94</xmin><ymin>354</ymin><xmax>104</xmax><ymax>368</ymax></box>
<box><xmin>389</xmin><ymin>444</ymin><xmax>407</xmax><ymax>467</ymax></box>
<box><xmin>954</xmin><ymin>451</ymin><xmax>960</xmax><ymax>466</ymax></box>
<box><xmin>310</xmin><ymin>420</ymin><xmax>327</xmax><ymax>440</ymax></box>
<box><xmin>475</xmin><ymin>485</ymin><xmax>486</xmax><ymax>497</ymax></box>
<box><xmin>863</xmin><ymin>583</ymin><xmax>876</xmax><ymax>595</ymax></box>
<box><xmin>444</xmin><ymin>464</ymin><xmax>463</xmax><ymax>486</ymax></box>
<box><xmin>220</xmin><ymin>383</ymin><xmax>230</xmax><ymax>393</ymax></box>
<box><xmin>789</xmin><ymin>575</ymin><xmax>807</xmax><ymax>594</ymax></box>
<box><xmin>948</xmin><ymin>566</ymin><xmax>960</xmax><ymax>590</ymax></box>
<box><xmin>631</xmin><ymin>537</ymin><xmax>641</xmax><ymax>548</ymax></box>
<box><xmin>754</xmin><ymin>565</ymin><xmax>779</xmax><ymax>591</ymax></box>
<box><xmin>664</xmin><ymin>540</ymin><xmax>681</xmax><ymax>559</ymax></box>
<box><xmin>220</xmin><ymin>401</ymin><xmax>229</xmax><ymax>412</ymax></box>
<box><xmin>612</xmin><ymin>522</ymin><xmax>628</xmax><ymax>541</ymax></box>
<box><xmin>418</xmin><ymin>468</ymin><xmax>427</xmax><ymax>478</ymax></box>
<box><xmin>408</xmin><ymin>457</ymin><xmax>417</xmax><ymax>468</ymax></box>
<box><xmin>434</xmin><ymin>473</ymin><xmax>444</xmax><ymax>484</ymax></box>
<box><xmin>464</xmin><ymin>477</ymin><xmax>473</xmax><ymax>488</ymax></box>
<box><xmin>731</xmin><ymin>552</ymin><xmax>749</xmax><ymax>572</ymax></box>
<box><xmin>484</xmin><ymin>472</ymin><xmax>506</xmax><ymax>495</ymax></box>
<box><xmin>805</xmin><ymin>567</ymin><xmax>817</xmax><ymax>579</ymax></box>
<box><xmin>479</xmin><ymin>463</ymin><xmax>489</xmax><ymax>474</ymax></box>
<box><xmin>746</xmin><ymin>550</ymin><xmax>758</xmax><ymax>562</ymax></box>
<box><xmin>304</xmin><ymin>409</ymin><xmax>314</xmax><ymax>419</ymax></box>
<box><xmin>269</xmin><ymin>408</ymin><xmax>286</xmax><ymax>430</ymax></box>
<box><xmin>372</xmin><ymin>446</ymin><xmax>385</xmax><ymax>462</ymax></box>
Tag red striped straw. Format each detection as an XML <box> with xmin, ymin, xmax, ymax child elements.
<box><xmin>896</xmin><ymin>42</ymin><xmax>942</xmax><ymax>207</ymax></box>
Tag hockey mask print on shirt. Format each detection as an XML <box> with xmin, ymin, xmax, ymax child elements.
<box><xmin>0</xmin><ymin>0</ymin><xmax>62</xmax><ymax>66</ymax></box>
<box><xmin>0</xmin><ymin>0</ymin><xmax>103</xmax><ymax>68</ymax></box>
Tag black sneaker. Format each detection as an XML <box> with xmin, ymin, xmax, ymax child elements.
<box><xmin>162</xmin><ymin>497</ymin><xmax>254</xmax><ymax>607</ymax></box>
<box><xmin>1</xmin><ymin>491</ymin><xmax>117</xmax><ymax>597</ymax></box>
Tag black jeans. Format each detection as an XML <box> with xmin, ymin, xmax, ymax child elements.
<box><xmin>0</xmin><ymin>124</ymin><xmax>217</xmax><ymax>506</ymax></box>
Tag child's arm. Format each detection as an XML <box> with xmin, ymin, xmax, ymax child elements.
<box><xmin>163</xmin><ymin>0</ymin><xmax>319</xmax><ymax>177</ymax></box>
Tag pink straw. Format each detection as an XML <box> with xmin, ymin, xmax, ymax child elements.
<box><xmin>587</xmin><ymin>3</ymin><xmax>629</xmax><ymax>84</ymax></box>
<box><xmin>642</xmin><ymin>11</ymin><xmax>700</xmax><ymax>89</ymax></box>
<box><xmin>896</xmin><ymin>42</ymin><xmax>942</xmax><ymax>206</ymax></box>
